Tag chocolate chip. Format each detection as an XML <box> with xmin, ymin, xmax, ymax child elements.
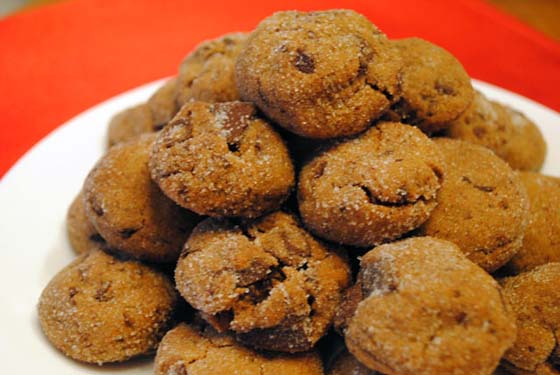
<box><xmin>294</xmin><ymin>49</ymin><xmax>315</xmax><ymax>74</ymax></box>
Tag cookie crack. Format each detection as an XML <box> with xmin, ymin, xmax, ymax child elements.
<box><xmin>461</xmin><ymin>176</ymin><xmax>496</xmax><ymax>193</ymax></box>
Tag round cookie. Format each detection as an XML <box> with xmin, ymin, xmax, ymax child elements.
<box><xmin>147</xmin><ymin>77</ymin><xmax>180</xmax><ymax>129</ymax></box>
<box><xmin>150</xmin><ymin>101</ymin><xmax>295</xmax><ymax>218</ymax></box>
<box><xmin>446</xmin><ymin>90</ymin><xmax>547</xmax><ymax>171</ymax></box>
<box><xmin>500</xmin><ymin>263</ymin><xmax>560</xmax><ymax>374</ymax></box>
<box><xmin>505</xmin><ymin>172</ymin><xmax>560</xmax><ymax>273</ymax></box>
<box><xmin>38</xmin><ymin>247</ymin><xmax>178</xmax><ymax>364</ymax></box>
<box><xmin>345</xmin><ymin>237</ymin><xmax>517</xmax><ymax>375</ymax></box>
<box><xmin>175</xmin><ymin>211</ymin><xmax>351</xmax><ymax>352</ymax></box>
<box><xmin>176</xmin><ymin>33</ymin><xmax>247</xmax><ymax>106</ymax></box>
<box><xmin>66</xmin><ymin>190</ymin><xmax>104</xmax><ymax>254</ymax></box>
<box><xmin>329</xmin><ymin>349</ymin><xmax>379</xmax><ymax>375</ymax></box>
<box><xmin>155</xmin><ymin>323</ymin><xmax>324</xmax><ymax>375</ymax></box>
<box><xmin>390</xmin><ymin>37</ymin><xmax>474</xmax><ymax>134</ymax></box>
<box><xmin>236</xmin><ymin>10</ymin><xmax>402</xmax><ymax>139</ymax></box>
<box><xmin>107</xmin><ymin>103</ymin><xmax>154</xmax><ymax>147</ymax></box>
<box><xmin>419</xmin><ymin>138</ymin><xmax>528</xmax><ymax>272</ymax></box>
<box><xmin>84</xmin><ymin>134</ymin><xmax>200</xmax><ymax>263</ymax></box>
<box><xmin>298</xmin><ymin>122</ymin><xmax>444</xmax><ymax>247</ymax></box>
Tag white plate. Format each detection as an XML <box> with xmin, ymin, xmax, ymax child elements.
<box><xmin>0</xmin><ymin>79</ymin><xmax>558</xmax><ymax>373</ymax></box>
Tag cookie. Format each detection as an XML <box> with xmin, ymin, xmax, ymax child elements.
<box><xmin>419</xmin><ymin>138</ymin><xmax>528</xmax><ymax>272</ymax></box>
<box><xmin>147</xmin><ymin>77</ymin><xmax>180</xmax><ymax>130</ymax></box>
<box><xmin>329</xmin><ymin>349</ymin><xmax>379</xmax><ymax>375</ymax></box>
<box><xmin>38</xmin><ymin>247</ymin><xmax>178</xmax><ymax>364</ymax></box>
<box><xmin>446</xmin><ymin>90</ymin><xmax>547</xmax><ymax>171</ymax></box>
<box><xmin>345</xmin><ymin>237</ymin><xmax>516</xmax><ymax>375</ymax></box>
<box><xmin>84</xmin><ymin>134</ymin><xmax>200</xmax><ymax>263</ymax></box>
<box><xmin>66</xmin><ymin>190</ymin><xmax>104</xmax><ymax>254</ymax></box>
<box><xmin>505</xmin><ymin>172</ymin><xmax>560</xmax><ymax>273</ymax></box>
<box><xmin>176</xmin><ymin>33</ymin><xmax>247</xmax><ymax>106</ymax></box>
<box><xmin>390</xmin><ymin>37</ymin><xmax>474</xmax><ymax>133</ymax></box>
<box><xmin>298</xmin><ymin>122</ymin><xmax>444</xmax><ymax>247</ymax></box>
<box><xmin>150</xmin><ymin>101</ymin><xmax>295</xmax><ymax>218</ymax></box>
<box><xmin>236</xmin><ymin>10</ymin><xmax>401</xmax><ymax>139</ymax></box>
<box><xmin>175</xmin><ymin>211</ymin><xmax>351</xmax><ymax>352</ymax></box>
<box><xmin>155</xmin><ymin>323</ymin><xmax>324</xmax><ymax>375</ymax></box>
<box><xmin>500</xmin><ymin>263</ymin><xmax>560</xmax><ymax>374</ymax></box>
<box><xmin>107</xmin><ymin>103</ymin><xmax>154</xmax><ymax>147</ymax></box>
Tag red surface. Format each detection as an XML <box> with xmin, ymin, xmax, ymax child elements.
<box><xmin>1</xmin><ymin>0</ymin><xmax>559</xmax><ymax>178</ymax></box>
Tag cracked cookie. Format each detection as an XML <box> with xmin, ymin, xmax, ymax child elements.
<box><xmin>155</xmin><ymin>323</ymin><xmax>324</xmax><ymax>375</ymax></box>
<box><xmin>66</xmin><ymin>190</ymin><xmax>104</xmax><ymax>254</ymax></box>
<box><xmin>84</xmin><ymin>134</ymin><xmax>200</xmax><ymax>263</ymax></box>
<box><xmin>148</xmin><ymin>77</ymin><xmax>180</xmax><ymax>130</ymax></box>
<box><xmin>500</xmin><ymin>263</ymin><xmax>560</xmax><ymax>374</ymax></box>
<box><xmin>174</xmin><ymin>211</ymin><xmax>351</xmax><ymax>352</ymax></box>
<box><xmin>298</xmin><ymin>122</ymin><xmax>444</xmax><ymax>247</ymax></box>
<box><xmin>149</xmin><ymin>101</ymin><xmax>295</xmax><ymax>218</ymax></box>
<box><xmin>345</xmin><ymin>237</ymin><xmax>516</xmax><ymax>375</ymax></box>
<box><xmin>176</xmin><ymin>33</ymin><xmax>248</xmax><ymax>106</ymax></box>
<box><xmin>236</xmin><ymin>10</ymin><xmax>401</xmax><ymax>139</ymax></box>
<box><xmin>38</xmin><ymin>247</ymin><xmax>178</xmax><ymax>364</ymax></box>
<box><xmin>446</xmin><ymin>90</ymin><xmax>547</xmax><ymax>171</ymax></box>
<box><xmin>505</xmin><ymin>172</ymin><xmax>560</xmax><ymax>273</ymax></box>
<box><xmin>390</xmin><ymin>38</ymin><xmax>474</xmax><ymax>134</ymax></box>
<box><xmin>419</xmin><ymin>138</ymin><xmax>528</xmax><ymax>272</ymax></box>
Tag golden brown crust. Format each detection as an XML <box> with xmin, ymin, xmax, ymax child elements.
<box><xmin>149</xmin><ymin>101</ymin><xmax>295</xmax><ymax>218</ymax></box>
<box><xmin>345</xmin><ymin>237</ymin><xmax>517</xmax><ymax>375</ymax></box>
<box><xmin>176</xmin><ymin>33</ymin><xmax>248</xmax><ymax>106</ymax></box>
<box><xmin>236</xmin><ymin>10</ymin><xmax>401</xmax><ymax>139</ymax></box>
<box><xmin>66</xmin><ymin>190</ymin><xmax>104</xmax><ymax>254</ymax></box>
<box><xmin>175</xmin><ymin>211</ymin><xmax>351</xmax><ymax>352</ymax></box>
<box><xmin>38</xmin><ymin>248</ymin><xmax>178</xmax><ymax>364</ymax></box>
<box><xmin>298</xmin><ymin>122</ymin><xmax>444</xmax><ymax>247</ymax></box>
<box><xmin>148</xmin><ymin>77</ymin><xmax>180</xmax><ymax>129</ymax></box>
<box><xmin>155</xmin><ymin>323</ymin><xmax>324</xmax><ymax>375</ymax></box>
<box><xmin>419</xmin><ymin>138</ymin><xmax>529</xmax><ymax>272</ymax></box>
<box><xmin>107</xmin><ymin>103</ymin><xmax>154</xmax><ymax>147</ymax></box>
<box><xmin>501</xmin><ymin>263</ymin><xmax>560</xmax><ymax>373</ymax></box>
<box><xmin>446</xmin><ymin>90</ymin><xmax>547</xmax><ymax>171</ymax></box>
<box><xmin>390</xmin><ymin>38</ymin><xmax>474</xmax><ymax>134</ymax></box>
<box><xmin>84</xmin><ymin>134</ymin><xmax>200</xmax><ymax>263</ymax></box>
<box><xmin>505</xmin><ymin>172</ymin><xmax>560</xmax><ymax>273</ymax></box>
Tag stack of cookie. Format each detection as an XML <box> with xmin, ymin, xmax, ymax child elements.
<box><xmin>38</xmin><ymin>9</ymin><xmax>559</xmax><ymax>375</ymax></box>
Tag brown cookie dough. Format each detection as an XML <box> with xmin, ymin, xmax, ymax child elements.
<box><xmin>390</xmin><ymin>37</ymin><xmax>474</xmax><ymax>134</ymax></box>
<box><xmin>84</xmin><ymin>134</ymin><xmax>200</xmax><ymax>263</ymax></box>
<box><xmin>176</xmin><ymin>33</ymin><xmax>247</xmax><ymax>106</ymax></box>
<box><xmin>345</xmin><ymin>237</ymin><xmax>516</xmax><ymax>375</ymax></box>
<box><xmin>175</xmin><ymin>211</ymin><xmax>351</xmax><ymax>352</ymax></box>
<box><xmin>329</xmin><ymin>349</ymin><xmax>379</xmax><ymax>375</ymax></box>
<box><xmin>446</xmin><ymin>90</ymin><xmax>547</xmax><ymax>171</ymax></box>
<box><xmin>150</xmin><ymin>101</ymin><xmax>295</xmax><ymax>218</ymax></box>
<box><xmin>236</xmin><ymin>10</ymin><xmax>401</xmax><ymax>139</ymax></box>
<box><xmin>107</xmin><ymin>103</ymin><xmax>154</xmax><ymax>147</ymax></box>
<box><xmin>500</xmin><ymin>263</ymin><xmax>560</xmax><ymax>374</ymax></box>
<box><xmin>298</xmin><ymin>122</ymin><xmax>444</xmax><ymax>247</ymax></box>
<box><xmin>419</xmin><ymin>138</ymin><xmax>528</xmax><ymax>272</ymax></box>
<box><xmin>147</xmin><ymin>77</ymin><xmax>180</xmax><ymax>129</ymax></box>
<box><xmin>66</xmin><ymin>190</ymin><xmax>104</xmax><ymax>254</ymax></box>
<box><xmin>155</xmin><ymin>323</ymin><xmax>324</xmax><ymax>375</ymax></box>
<box><xmin>505</xmin><ymin>172</ymin><xmax>560</xmax><ymax>273</ymax></box>
<box><xmin>38</xmin><ymin>247</ymin><xmax>178</xmax><ymax>364</ymax></box>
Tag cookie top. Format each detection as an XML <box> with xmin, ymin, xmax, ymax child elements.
<box><xmin>419</xmin><ymin>138</ymin><xmax>528</xmax><ymax>272</ymax></box>
<box><xmin>501</xmin><ymin>263</ymin><xmax>560</xmax><ymax>373</ymax></box>
<box><xmin>175</xmin><ymin>211</ymin><xmax>351</xmax><ymax>352</ymax></box>
<box><xmin>84</xmin><ymin>134</ymin><xmax>200</xmax><ymax>263</ymax></box>
<box><xmin>149</xmin><ymin>101</ymin><xmax>295</xmax><ymax>218</ymax></box>
<box><xmin>38</xmin><ymin>248</ymin><xmax>178</xmax><ymax>364</ymax></box>
<box><xmin>505</xmin><ymin>172</ymin><xmax>560</xmax><ymax>273</ymax></box>
<box><xmin>298</xmin><ymin>122</ymin><xmax>444</xmax><ymax>247</ymax></box>
<box><xmin>147</xmin><ymin>77</ymin><xmax>180</xmax><ymax>129</ymax></box>
<box><xmin>176</xmin><ymin>33</ymin><xmax>248</xmax><ymax>106</ymax></box>
<box><xmin>66</xmin><ymin>190</ymin><xmax>104</xmax><ymax>254</ymax></box>
<box><xmin>107</xmin><ymin>103</ymin><xmax>154</xmax><ymax>147</ymax></box>
<box><xmin>236</xmin><ymin>10</ymin><xmax>401</xmax><ymax>139</ymax></box>
<box><xmin>155</xmin><ymin>323</ymin><xmax>324</xmax><ymax>375</ymax></box>
<box><xmin>447</xmin><ymin>90</ymin><xmax>547</xmax><ymax>171</ymax></box>
<box><xmin>390</xmin><ymin>38</ymin><xmax>474</xmax><ymax>133</ymax></box>
<box><xmin>345</xmin><ymin>237</ymin><xmax>516</xmax><ymax>375</ymax></box>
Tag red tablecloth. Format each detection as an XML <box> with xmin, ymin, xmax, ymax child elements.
<box><xmin>1</xmin><ymin>0</ymin><xmax>559</xmax><ymax>178</ymax></box>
